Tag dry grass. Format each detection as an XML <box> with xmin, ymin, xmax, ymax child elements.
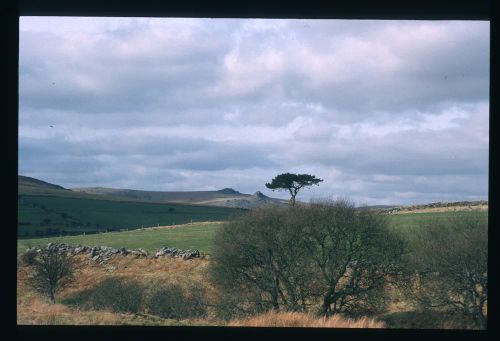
<box><xmin>18</xmin><ymin>254</ymin><xmax>384</xmax><ymax>328</ymax></box>
<box><xmin>53</xmin><ymin>254</ymin><xmax>210</xmax><ymax>297</ymax></box>
<box><xmin>17</xmin><ymin>254</ymin><xmax>220</xmax><ymax>326</ymax></box>
<box><xmin>228</xmin><ymin>311</ymin><xmax>385</xmax><ymax>328</ymax></box>
<box><xmin>17</xmin><ymin>298</ymin><xmax>132</xmax><ymax>325</ymax></box>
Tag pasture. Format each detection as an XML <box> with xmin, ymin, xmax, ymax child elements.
<box><xmin>17</xmin><ymin>222</ymin><xmax>222</xmax><ymax>255</ymax></box>
<box><xmin>17</xmin><ymin>194</ymin><xmax>244</xmax><ymax>237</ymax></box>
<box><xmin>17</xmin><ymin>210</ymin><xmax>488</xmax><ymax>256</ymax></box>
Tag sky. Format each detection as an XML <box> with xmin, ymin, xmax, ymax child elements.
<box><xmin>18</xmin><ymin>17</ymin><xmax>489</xmax><ymax>205</ymax></box>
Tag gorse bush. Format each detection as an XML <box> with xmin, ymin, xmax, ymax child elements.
<box><xmin>64</xmin><ymin>277</ymin><xmax>209</xmax><ymax>318</ymax></box>
<box><xmin>65</xmin><ymin>277</ymin><xmax>144</xmax><ymax>313</ymax></box>
<box><xmin>378</xmin><ymin>310</ymin><xmax>480</xmax><ymax>329</ymax></box>
<box><xmin>19</xmin><ymin>248</ymin><xmax>38</xmax><ymax>266</ymax></box>
<box><xmin>146</xmin><ymin>282</ymin><xmax>208</xmax><ymax>319</ymax></box>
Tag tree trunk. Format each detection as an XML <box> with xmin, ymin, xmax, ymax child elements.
<box><xmin>322</xmin><ymin>290</ymin><xmax>334</xmax><ymax>316</ymax></box>
<box><xmin>271</xmin><ymin>292</ymin><xmax>279</xmax><ymax>310</ymax></box>
<box><xmin>49</xmin><ymin>289</ymin><xmax>55</xmax><ymax>304</ymax></box>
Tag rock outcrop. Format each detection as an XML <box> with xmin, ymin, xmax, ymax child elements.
<box><xmin>379</xmin><ymin>200</ymin><xmax>488</xmax><ymax>214</ymax></box>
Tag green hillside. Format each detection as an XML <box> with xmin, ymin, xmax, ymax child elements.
<box><xmin>17</xmin><ymin>210</ymin><xmax>488</xmax><ymax>256</ymax></box>
<box><xmin>18</xmin><ymin>194</ymin><xmax>245</xmax><ymax>237</ymax></box>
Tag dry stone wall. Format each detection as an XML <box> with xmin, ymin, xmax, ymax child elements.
<box><xmin>25</xmin><ymin>243</ymin><xmax>201</xmax><ymax>266</ymax></box>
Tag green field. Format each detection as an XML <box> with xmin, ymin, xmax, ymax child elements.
<box><xmin>18</xmin><ymin>194</ymin><xmax>245</xmax><ymax>237</ymax></box>
<box><xmin>386</xmin><ymin>210</ymin><xmax>488</xmax><ymax>238</ymax></box>
<box><xmin>17</xmin><ymin>210</ymin><xmax>488</xmax><ymax>256</ymax></box>
<box><xmin>17</xmin><ymin>223</ymin><xmax>221</xmax><ymax>255</ymax></box>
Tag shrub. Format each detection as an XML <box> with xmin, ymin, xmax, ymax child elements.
<box><xmin>396</xmin><ymin>212</ymin><xmax>487</xmax><ymax>329</ymax></box>
<box><xmin>210</xmin><ymin>205</ymin><xmax>318</xmax><ymax>313</ymax></box>
<box><xmin>146</xmin><ymin>282</ymin><xmax>208</xmax><ymax>319</ymax></box>
<box><xmin>378</xmin><ymin>310</ymin><xmax>479</xmax><ymax>329</ymax></box>
<box><xmin>66</xmin><ymin>277</ymin><xmax>144</xmax><ymax>313</ymax></box>
<box><xmin>29</xmin><ymin>248</ymin><xmax>74</xmax><ymax>303</ymax></box>
<box><xmin>19</xmin><ymin>248</ymin><xmax>38</xmax><ymax>266</ymax></box>
<box><xmin>210</xmin><ymin>199</ymin><xmax>404</xmax><ymax>317</ymax></box>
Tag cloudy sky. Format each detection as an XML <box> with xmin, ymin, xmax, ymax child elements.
<box><xmin>19</xmin><ymin>17</ymin><xmax>489</xmax><ymax>205</ymax></box>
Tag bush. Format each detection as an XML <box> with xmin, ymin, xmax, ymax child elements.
<box><xmin>65</xmin><ymin>277</ymin><xmax>144</xmax><ymax>313</ymax></box>
<box><xmin>210</xmin><ymin>199</ymin><xmax>404</xmax><ymax>317</ymax></box>
<box><xmin>210</xmin><ymin>206</ymin><xmax>318</xmax><ymax>314</ymax></box>
<box><xmin>29</xmin><ymin>248</ymin><xmax>74</xmax><ymax>303</ymax></box>
<box><xmin>378</xmin><ymin>310</ymin><xmax>479</xmax><ymax>329</ymax></box>
<box><xmin>19</xmin><ymin>248</ymin><xmax>38</xmax><ymax>266</ymax></box>
<box><xmin>396</xmin><ymin>212</ymin><xmax>487</xmax><ymax>329</ymax></box>
<box><xmin>146</xmin><ymin>282</ymin><xmax>208</xmax><ymax>319</ymax></box>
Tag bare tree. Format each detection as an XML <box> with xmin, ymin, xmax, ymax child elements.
<box><xmin>294</xmin><ymin>199</ymin><xmax>404</xmax><ymax>317</ymax></box>
<box><xmin>29</xmin><ymin>248</ymin><xmax>74</xmax><ymax>304</ymax></box>
<box><xmin>210</xmin><ymin>199</ymin><xmax>403</xmax><ymax>318</ymax></box>
<box><xmin>209</xmin><ymin>206</ymin><xmax>318</xmax><ymax>314</ymax></box>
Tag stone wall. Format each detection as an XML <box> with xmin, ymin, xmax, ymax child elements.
<box><xmin>25</xmin><ymin>243</ymin><xmax>201</xmax><ymax>266</ymax></box>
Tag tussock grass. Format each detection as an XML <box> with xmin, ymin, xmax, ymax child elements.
<box><xmin>228</xmin><ymin>311</ymin><xmax>385</xmax><ymax>328</ymax></box>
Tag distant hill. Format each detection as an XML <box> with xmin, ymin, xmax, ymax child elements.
<box><xmin>18</xmin><ymin>175</ymin><xmax>247</xmax><ymax>238</ymax></box>
<box><xmin>19</xmin><ymin>175</ymin><xmax>288</xmax><ymax>209</ymax></box>
<box><xmin>18</xmin><ymin>175</ymin><xmax>71</xmax><ymax>195</ymax></box>
<box><xmin>72</xmin><ymin>186</ymin><xmax>288</xmax><ymax>209</ymax></box>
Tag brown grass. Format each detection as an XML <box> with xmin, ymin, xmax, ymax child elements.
<box><xmin>18</xmin><ymin>254</ymin><xmax>384</xmax><ymax>327</ymax></box>
<box><xmin>17</xmin><ymin>254</ymin><xmax>219</xmax><ymax>325</ymax></box>
<box><xmin>228</xmin><ymin>311</ymin><xmax>385</xmax><ymax>328</ymax></box>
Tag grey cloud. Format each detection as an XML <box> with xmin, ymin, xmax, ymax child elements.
<box><xmin>18</xmin><ymin>18</ymin><xmax>489</xmax><ymax>205</ymax></box>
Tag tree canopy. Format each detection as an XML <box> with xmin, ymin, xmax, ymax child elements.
<box><xmin>265</xmin><ymin>173</ymin><xmax>323</xmax><ymax>206</ymax></box>
<box><xmin>209</xmin><ymin>199</ymin><xmax>403</xmax><ymax>317</ymax></box>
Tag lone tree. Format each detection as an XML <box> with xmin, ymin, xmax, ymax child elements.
<box><xmin>29</xmin><ymin>247</ymin><xmax>74</xmax><ymax>304</ymax></box>
<box><xmin>265</xmin><ymin>173</ymin><xmax>323</xmax><ymax>206</ymax></box>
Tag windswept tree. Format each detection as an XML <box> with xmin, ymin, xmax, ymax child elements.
<box><xmin>265</xmin><ymin>173</ymin><xmax>323</xmax><ymax>206</ymax></box>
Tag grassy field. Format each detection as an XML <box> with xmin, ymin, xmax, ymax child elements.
<box><xmin>17</xmin><ymin>209</ymin><xmax>487</xmax><ymax>327</ymax></box>
<box><xmin>17</xmin><ymin>222</ymin><xmax>222</xmax><ymax>255</ymax></box>
<box><xmin>18</xmin><ymin>194</ymin><xmax>244</xmax><ymax>237</ymax></box>
<box><xmin>17</xmin><ymin>210</ymin><xmax>488</xmax><ymax>256</ymax></box>
<box><xmin>386</xmin><ymin>210</ymin><xmax>488</xmax><ymax>240</ymax></box>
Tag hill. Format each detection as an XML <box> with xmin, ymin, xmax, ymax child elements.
<box><xmin>19</xmin><ymin>175</ymin><xmax>71</xmax><ymax>195</ymax></box>
<box><xmin>71</xmin><ymin>186</ymin><xmax>288</xmax><ymax>208</ymax></box>
<box><xmin>19</xmin><ymin>175</ymin><xmax>288</xmax><ymax>209</ymax></box>
<box><xmin>18</xmin><ymin>175</ymin><xmax>248</xmax><ymax>237</ymax></box>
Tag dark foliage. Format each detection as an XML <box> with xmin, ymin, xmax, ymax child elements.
<box><xmin>65</xmin><ymin>277</ymin><xmax>144</xmax><ymax>313</ymax></box>
<box><xmin>265</xmin><ymin>173</ymin><xmax>323</xmax><ymax>206</ymax></box>
<box><xmin>146</xmin><ymin>282</ymin><xmax>208</xmax><ymax>319</ymax></box>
